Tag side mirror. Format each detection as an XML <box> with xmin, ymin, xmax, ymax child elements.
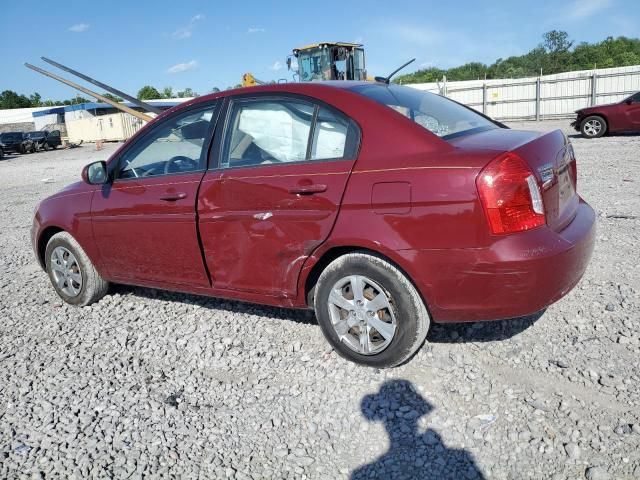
<box><xmin>82</xmin><ymin>160</ymin><xmax>108</xmax><ymax>185</ymax></box>
<box><xmin>286</xmin><ymin>57</ymin><xmax>292</xmax><ymax>71</ymax></box>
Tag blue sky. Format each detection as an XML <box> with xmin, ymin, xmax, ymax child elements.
<box><xmin>1</xmin><ymin>0</ymin><xmax>637</xmax><ymax>100</ymax></box>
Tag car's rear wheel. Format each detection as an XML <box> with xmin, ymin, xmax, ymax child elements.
<box><xmin>314</xmin><ymin>252</ymin><xmax>429</xmax><ymax>368</ymax></box>
<box><xmin>581</xmin><ymin>115</ymin><xmax>606</xmax><ymax>138</ymax></box>
<box><xmin>45</xmin><ymin>232</ymin><xmax>109</xmax><ymax>306</ymax></box>
<box><xmin>43</xmin><ymin>143</ymin><xmax>50</xmax><ymax>151</ymax></box>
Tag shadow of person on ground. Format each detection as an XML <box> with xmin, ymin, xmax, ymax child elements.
<box><xmin>427</xmin><ymin>310</ymin><xmax>545</xmax><ymax>343</ymax></box>
<box><xmin>352</xmin><ymin>380</ymin><xmax>485</xmax><ymax>480</ymax></box>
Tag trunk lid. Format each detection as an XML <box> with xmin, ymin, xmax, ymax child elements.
<box><xmin>450</xmin><ymin>128</ymin><xmax>578</xmax><ymax>232</ymax></box>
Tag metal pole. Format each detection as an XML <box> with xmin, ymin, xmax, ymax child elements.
<box><xmin>591</xmin><ymin>72</ymin><xmax>597</xmax><ymax>106</ymax></box>
<box><xmin>24</xmin><ymin>63</ymin><xmax>153</xmax><ymax>122</ymax></box>
<box><xmin>535</xmin><ymin>77</ymin><xmax>541</xmax><ymax>121</ymax></box>
<box><xmin>482</xmin><ymin>84</ymin><xmax>487</xmax><ymax>114</ymax></box>
<box><xmin>41</xmin><ymin>57</ymin><xmax>163</xmax><ymax>115</ymax></box>
<box><xmin>443</xmin><ymin>75</ymin><xmax>447</xmax><ymax>96</ymax></box>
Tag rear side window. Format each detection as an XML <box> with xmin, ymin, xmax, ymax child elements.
<box><xmin>312</xmin><ymin>107</ymin><xmax>349</xmax><ymax>160</ymax></box>
<box><xmin>351</xmin><ymin>84</ymin><xmax>498</xmax><ymax>140</ymax></box>
<box><xmin>220</xmin><ymin>98</ymin><xmax>359</xmax><ymax>169</ymax></box>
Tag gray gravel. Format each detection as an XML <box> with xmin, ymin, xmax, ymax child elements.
<box><xmin>1</xmin><ymin>122</ymin><xmax>639</xmax><ymax>479</ymax></box>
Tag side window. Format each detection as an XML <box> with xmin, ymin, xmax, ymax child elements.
<box><xmin>221</xmin><ymin>98</ymin><xmax>359</xmax><ymax>168</ymax></box>
<box><xmin>311</xmin><ymin>107</ymin><xmax>349</xmax><ymax>160</ymax></box>
<box><xmin>117</xmin><ymin>105</ymin><xmax>216</xmax><ymax>179</ymax></box>
<box><xmin>223</xmin><ymin>99</ymin><xmax>314</xmax><ymax>168</ymax></box>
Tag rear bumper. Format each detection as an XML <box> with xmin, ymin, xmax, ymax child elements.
<box><xmin>399</xmin><ymin>198</ymin><xmax>596</xmax><ymax>322</ymax></box>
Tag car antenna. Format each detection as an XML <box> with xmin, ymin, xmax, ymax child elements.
<box><xmin>375</xmin><ymin>58</ymin><xmax>416</xmax><ymax>84</ymax></box>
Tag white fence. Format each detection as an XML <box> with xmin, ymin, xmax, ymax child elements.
<box><xmin>407</xmin><ymin>65</ymin><xmax>640</xmax><ymax>121</ymax></box>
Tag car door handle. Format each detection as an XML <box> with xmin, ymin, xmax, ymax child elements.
<box><xmin>159</xmin><ymin>192</ymin><xmax>188</xmax><ymax>201</ymax></box>
<box><xmin>288</xmin><ymin>184</ymin><xmax>327</xmax><ymax>195</ymax></box>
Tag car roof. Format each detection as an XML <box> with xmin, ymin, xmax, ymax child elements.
<box><xmin>167</xmin><ymin>81</ymin><xmax>387</xmax><ymax>117</ymax></box>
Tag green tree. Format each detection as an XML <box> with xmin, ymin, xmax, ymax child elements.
<box><xmin>396</xmin><ymin>31</ymin><xmax>640</xmax><ymax>84</ymax></box>
<box><xmin>162</xmin><ymin>86</ymin><xmax>174</xmax><ymax>99</ymax></box>
<box><xmin>0</xmin><ymin>90</ymin><xmax>32</xmax><ymax>109</ymax></box>
<box><xmin>29</xmin><ymin>93</ymin><xmax>42</xmax><ymax>107</ymax></box>
<box><xmin>211</xmin><ymin>87</ymin><xmax>220</xmax><ymax>93</ymax></box>
<box><xmin>63</xmin><ymin>95</ymin><xmax>90</xmax><ymax>106</ymax></box>
<box><xmin>102</xmin><ymin>93</ymin><xmax>123</xmax><ymax>102</ymax></box>
<box><xmin>176</xmin><ymin>87</ymin><xmax>197</xmax><ymax>98</ymax></box>
<box><xmin>137</xmin><ymin>85</ymin><xmax>162</xmax><ymax>100</ymax></box>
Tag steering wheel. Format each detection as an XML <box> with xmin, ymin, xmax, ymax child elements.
<box><xmin>164</xmin><ymin>155</ymin><xmax>198</xmax><ymax>174</ymax></box>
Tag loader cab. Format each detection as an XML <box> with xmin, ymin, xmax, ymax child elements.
<box><xmin>290</xmin><ymin>42</ymin><xmax>367</xmax><ymax>82</ymax></box>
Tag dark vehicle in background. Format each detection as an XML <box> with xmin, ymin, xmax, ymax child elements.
<box><xmin>573</xmin><ymin>91</ymin><xmax>640</xmax><ymax>138</ymax></box>
<box><xmin>0</xmin><ymin>132</ymin><xmax>35</xmax><ymax>154</ymax></box>
<box><xmin>25</xmin><ymin>130</ymin><xmax>62</xmax><ymax>151</ymax></box>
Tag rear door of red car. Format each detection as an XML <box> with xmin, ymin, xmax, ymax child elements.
<box><xmin>197</xmin><ymin>94</ymin><xmax>360</xmax><ymax>299</ymax></box>
<box><xmin>92</xmin><ymin>101</ymin><xmax>220</xmax><ymax>287</ymax></box>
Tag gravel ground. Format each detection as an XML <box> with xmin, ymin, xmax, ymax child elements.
<box><xmin>1</xmin><ymin>121</ymin><xmax>639</xmax><ymax>479</ymax></box>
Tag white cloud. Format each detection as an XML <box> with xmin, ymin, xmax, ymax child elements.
<box><xmin>68</xmin><ymin>23</ymin><xmax>89</xmax><ymax>33</ymax></box>
<box><xmin>167</xmin><ymin>60</ymin><xmax>198</xmax><ymax>74</ymax></box>
<box><xmin>565</xmin><ymin>0</ymin><xmax>612</xmax><ymax>21</ymax></box>
<box><xmin>172</xmin><ymin>14</ymin><xmax>205</xmax><ymax>39</ymax></box>
<box><xmin>271</xmin><ymin>61</ymin><xmax>283</xmax><ymax>71</ymax></box>
<box><xmin>247</xmin><ymin>27</ymin><xmax>266</xmax><ymax>34</ymax></box>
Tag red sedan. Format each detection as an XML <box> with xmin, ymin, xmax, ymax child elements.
<box><xmin>572</xmin><ymin>91</ymin><xmax>640</xmax><ymax>138</ymax></box>
<box><xmin>31</xmin><ymin>82</ymin><xmax>595</xmax><ymax>367</ymax></box>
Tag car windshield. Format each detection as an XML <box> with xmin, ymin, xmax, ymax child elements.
<box><xmin>27</xmin><ymin>132</ymin><xmax>46</xmax><ymax>139</ymax></box>
<box><xmin>351</xmin><ymin>84</ymin><xmax>498</xmax><ymax>139</ymax></box>
<box><xmin>1</xmin><ymin>132</ymin><xmax>24</xmax><ymax>141</ymax></box>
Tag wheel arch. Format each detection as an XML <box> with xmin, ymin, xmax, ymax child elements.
<box><xmin>301</xmin><ymin>244</ymin><xmax>431</xmax><ymax>314</ymax></box>
<box><xmin>37</xmin><ymin>226</ymin><xmax>65</xmax><ymax>270</ymax></box>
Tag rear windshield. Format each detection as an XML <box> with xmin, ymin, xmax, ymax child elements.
<box><xmin>1</xmin><ymin>132</ymin><xmax>24</xmax><ymax>141</ymax></box>
<box><xmin>351</xmin><ymin>84</ymin><xmax>498</xmax><ymax>140</ymax></box>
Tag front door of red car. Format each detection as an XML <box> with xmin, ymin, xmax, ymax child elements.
<box><xmin>198</xmin><ymin>96</ymin><xmax>360</xmax><ymax>298</ymax></box>
<box><xmin>622</xmin><ymin>92</ymin><xmax>640</xmax><ymax>128</ymax></box>
<box><xmin>92</xmin><ymin>103</ymin><xmax>219</xmax><ymax>287</ymax></box>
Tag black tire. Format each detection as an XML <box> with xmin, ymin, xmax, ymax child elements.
<box><xmin>30</xmin><ymin>145</ymin><xmax>36</xmax><ymax>153</ymax></box>
<box><xmin>45</xmin><ymin>232</ymin><xmax>109</xmax><ymax>306</ymax></box>
<box><xmin>580</xmin><ymin>115</ymin><xmax>607</xmax><ymax>138</ymax></box>
<box><xmin>52</xmin><ymin>144</ymin><xmax>58</xmax><ymax>149</ymax></box>
<box><xmin>43</xmin><ymin>143</ymin><xmax>50</xmax><ymax>151</ymax></box>
<box><xmin>314</xmin><ymin>252</ymin><xmax>430</xmax><ymax>368</ymax></box>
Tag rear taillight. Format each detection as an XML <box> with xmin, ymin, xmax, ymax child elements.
<box><xmin>476</xmin><ymin>152</ymin><xmax>546</xmax><ymax>235</ymax></box>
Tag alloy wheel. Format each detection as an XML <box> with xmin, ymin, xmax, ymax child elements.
<box><xmin>327</xmin><ymin>274</ymin><xmax>397</xmax><ymax>355</ymax></box>
<box><xmin>583</xmin><ymin>119</ymin><xmax>602</xmax><ymax>137</ymax></box>
<box><xmin>50</xmin><ymin>246</ymin><xmax>83</xmax><ymax>297</ymax></box>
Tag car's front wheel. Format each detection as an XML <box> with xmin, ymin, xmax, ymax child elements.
<box><xmin>45</xmin><ymin>232</ymin><xmax>109</xmax><ymax>306</ymax></box>
<box><xmin>314</xmin><ymin>252</ymin><xmax>430</xmax><ymax>368</ymax></box>
<box><xmin>581</xmin><ymin>115</ymin><xmax>607</xmax><ymax>138</ymax></box>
